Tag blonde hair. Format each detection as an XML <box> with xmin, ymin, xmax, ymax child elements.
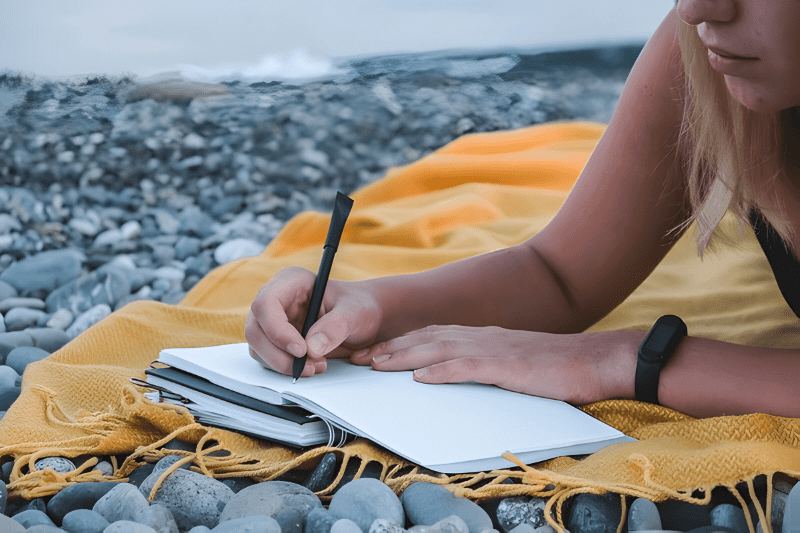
<box><xmin>677</xmin><ymin>20</ymin><xmax>798</xmax><ymax>256</ymax></box>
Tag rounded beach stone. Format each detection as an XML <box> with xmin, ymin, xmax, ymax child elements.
<box><xmin>218</xmin><ymin>480</ymin><xmax>321</xmax><ymax>523</ymax></box>
<box><xmin>0</xmin><ymin>514</ymin><xmax>26</xmax><ymax>532</ymax></box>
<box><xmin>6</xmin><ymin>345</ymin><xmax>50</xmax><ymax>375</ymax></box>
<box><xmin>11</xmin><ymin>509</ymin><xmax>56</xmax><ymax>528</ymax></box>
<box><xmin>46</xmin><ymin>308</ymin><xmax>74</xmax><ymax>331</ymax></box>
<box><xmin>628</xmin><ymin>498</ymin><xmax>662</xmax><ymax>531</ymax></box>
<box><xmin>131</xmin><ymin>503</ymin><xmax>179</xmax><ymax>533</ymax></box>
<box><xmin>401</xmin><ymin>481</ymin><xmax>492</xmax><ymax>533</ymax></box>
<box><xmin>710</xmin><ymin>504</ymin><xmax>748</xmax><ymax>533</ymax></box>
<box><xmin>66</xmin><ymin>303</ymin><xmax>112</xmax><ymax>338</ymax></box>
<box><xmin>303</xmin><ymin>452</ymin><xmax>338</xmax><ymax>492</ymax></box>
<box><xmin>93</xmin><ymin>460</ymin><xmax>114</xmax><ymax>476</ymax></box>
<box><xmin>93</xmin><ymin>483</ymin><xmax>150</xmax><ymax>524</ymax></box>
<box><xmin>139</xmin><ymin>467</ymin><xmax>234</xmax><ymax>530</ymax></box>
<box><xmin>34</xmin><ymin>456</ymin><xmax>76</xmax><ymax>473</ymax></box>
<box><xmin>511</xmin><ymin>524</ymin><xmax>538</xmax><ymax>533</ymax></box>
<box><xmin>0</xmin><ymin>331</ymin><xmax>34</xmax><ymax>364</ymax></box>
<box><xmin>782</xmin><ymin>481</ymin><xmax>800</xmax><ymax>533</ymax></box>
<box><xmin>0</xmin><ymin>365</ymin><xmax>15</xmax><ymax>388</ymax></box>
<box><xmin>329</xmin><ymin>478</ymin><xmax>404</xmax><ymax>533</ymax></box>
<box><xmin>26</xmin><ymin>327</ymin><xmax>70</xmax><ymax>353</ymax></box>
<box><xmin>0</xmin><ymin>280</ymin><xmax>18</xmax><ymax>302</ymax></box>
<box><xmin>152</xmin><ymin>454</ymin><xmax>191</xmax><ymax>472</ymax></box>
<box><xmin>213</xmin><ymin>238</ymin><xmax>264</xmax><ymax>264</ymax></box>
<box><xmin>0</xmin><ymin>479</ymin><xmax>6</xmax><ymax>515</ymax></box>
<box><xmin>187</xmin><ymin>527</ymin><xmax>211</xmax><ymax>533</ymax></box>
<box><xmin>657</xmin><ymin>499</ymin><xmax>712</xmax><ymax>531</ymax></box>
<box><xmin>0</xmin><ymin>249</ymin><xmax>83</xmax><ymax>292</ymax></box>
<box><xmin>429</xmin><ymin>515</ymin><xmax>470</xmax><ymax>533</ymax></box>
<box><xmin>496</xmin><ymin>496</ymin><xmax>553</xmax><ymax>533</ymax></box>
<box><xmin>221</xmin><ymin>476</ymin><xmax>257</xmax><ymax>494</ymax></box>
<box><xmin>46</xmin><ymin>480</ymin><xmax>118</xmax><ymax>524</ymax></box>
<box><xmin>127</xmin><ymin>464</ymin><xmax>156</xmax><ymax>488</ymax></box>
<box><xmin>306</xmin><ymin>507</ymin><xmax>340</xmax><ymax>533</ymax></box>
<box><xmin>565</xmin><ymin>493</ymin><xmax>622</xmax><ymax>533</ymax></box>
<box><xmin>103</xmin><ymin>520</ymin><xmax>157</xmax><ymax>532</ymax></box>
<box><xmin>3</xmin><ymin>307</ymin><xmax>47</xmax><ymax>331</ymax></box>
<box><xmin>0</xmin><ymin>385</ymin><xmax>20</xmax><ymax>410</ymax></box>
<box><xmin>332</xmin><ymin>518</ymin><xmax>364</xmax><ymax>533</ymax></box>
<box><xmin>274</xmin><ymin>508</ymin><xmax>304</xmax><ymax>533</ymax></box>
<box><xmin>212</xmin><ymin>515</ymin><xmax>282</xmax><ymax>533</ymax></box>
<box><xmin>370</xmin><ymin>517</ymin><xmax>407</xmax><ymax>533</ymax></box>
<box><xmin>61</xmin><ymin>509</ymin><xmax>110</xmax><ymax>533</ymax></box>
<box><xmin>0</xmin><ymin>297</ymin><xmax>46</xmax><ymax>313</ymax></box>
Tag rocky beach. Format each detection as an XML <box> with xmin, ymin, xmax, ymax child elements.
<box><xmin>0</xmin><ymin>44</ymin><xmax>796</xmax><ymax>532</ymax></box>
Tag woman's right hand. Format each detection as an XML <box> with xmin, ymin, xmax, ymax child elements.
<box><xmin>245</xmin><ymin>266</ymin><xmax>383</xmax><ymax>377</ymax></box>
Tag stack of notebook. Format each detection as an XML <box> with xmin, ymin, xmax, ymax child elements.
<box><xmin>136</xmin><ymin>342</ymin><xmax>634</xmax><ymax>473</ymax></box>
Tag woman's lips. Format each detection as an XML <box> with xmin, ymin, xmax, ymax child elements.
<box><xmin>706</xmin><ymin>46</ymin><xmax>758</xmax><ymax>74</ymax></box>
<box><xmin>706</xmin><ymin>45</ymin><xmax>757</xmax><ymax>60</ymax></box>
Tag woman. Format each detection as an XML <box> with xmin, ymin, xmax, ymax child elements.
<box><xmin>245</xmin><ymin>0</ymin><xmax>800</xmax><ymax>419</ymax></box>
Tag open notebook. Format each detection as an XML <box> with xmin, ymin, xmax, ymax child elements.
<box><xmin>138</xmin><ymin>342</ymin><xmax>635</xmax><ymax>473</ymax></box>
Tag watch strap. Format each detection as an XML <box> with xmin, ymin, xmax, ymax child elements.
<box><xmin>635</xmin><ymin>315</ymin><xmax>687</xmax><ymax>405</ymax></box>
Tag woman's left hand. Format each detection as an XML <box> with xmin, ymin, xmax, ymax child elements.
<box><xmin>349</xmin><ymin>325</ymin><xmax>644</xmax><ymax>405</ymax></box>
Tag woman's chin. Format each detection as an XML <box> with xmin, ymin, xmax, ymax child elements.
<box><xmin>725</xmin><ymin>76</ymin><xmax>798</xmax><ymax>113</ymax></box>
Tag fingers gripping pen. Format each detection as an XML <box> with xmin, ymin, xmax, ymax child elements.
<box><xmin>292</xmin><ymin>192</ymin><xmax>354</xmax><ymax>382</ymax></box>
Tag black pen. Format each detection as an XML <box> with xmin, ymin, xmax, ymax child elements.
<box><xmin>292</xmin><ymin>192</ymin><xmax>354</xmax><ymax>383</ymax></box>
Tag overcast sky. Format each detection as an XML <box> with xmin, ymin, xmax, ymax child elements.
<box><xmin>1</xmin><ymin>0</ymin><xmax>674</xmax><ymax>78</ymax></box>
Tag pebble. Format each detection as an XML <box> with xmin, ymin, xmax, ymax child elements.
<box><xmin>783</xmin><ymin>481</ymin><xmax>800</xmax><ymax>533</ymax></box>
<box><xmin>332</xmin><ymin>518</ymin><xmax>365</xmax><ymax>533</ymax></box>
<box><xmin>103</xmin><ymin>521</ymin><xmax>157</xmax><ymax>532</ymax></box>
<box><xmin>303</xmin><ymin>452</ymin><xmax>338</xmax><ymax>492</ymax></box>
<box><xmin>0</xmin><ymin>364</ymin><xmax>19</xmax><ymax>388</ymax></box>
<box><xmin>0</xmin><ymin>297</ymin><xmax>47</xmax><ymax>312</ymax></box>
<box><xmin>710</xmin><ymin>504</ymin><xmax>748</xmax><ymax>533</ymax></box>
<box><xmin>218</xmin><ymin>480</ymin><xmax>322</xmax><ymax>522</ymax></box>
<box><xmin>0</xmin><ymin>514</ymin><xmax>26</xmax><ymax>533</ymax></box>
<box><xmin>66</xmin><ymin>303</ymin><xmax>112</xmax><ymax>338</ymax></box>
<box><xmin>213</xmin><ymin>238</ymin><xmax>264</xmax><ymax>265</ymax></box>
<box><xmin>211</xmin><ymin>515</ymin><xmax>282</xmax><ymax>533</ymax></box>
<box><xmin>329</xmin><ymin>478</ymin><xmax>405</xmax><ymax>533</ymax></box>
<box><xmin>0</xmin><ymin>249</ymin><xmax>84</xmax><ymax>293</ymax></box>
<box><xmin>131</xmin><ymin>503</ymin><xmax>179</xmax><ymax>533</ymax></box>
<box><xmin>47</xmin><ymin>481</ymin><xmax>119</xmax><ymax>524</ymax></box>
<box><xmin>0</xmin><ymin>331</ymin><xmax>34</xmax><ymax>364</ymax></box>
<box><xmin>11</xmin><ymin>509</ymin><xmax>57</xmax><ymax>528</ymax></box>
<box><xmin>46</xmin><ymin>308</ymin><xmax>75</xmax><ymax>331</ymax></box>
<box><xmin>305</xmin><ymin>507</ymin><xmax>339</xmax><ymax>533</ymax></box>
<box><xmin>657</xmin><ymin>499</ymin><xmax>712</xmax><ymax>531</ymax></box>
<box><xmin>3</xmin><ymin>307</ymin><xmax>48</xmax><ymax>330</ymax></box>
<box><xmin>93</xmin><ymin>461</ymin><xmax>114</xmax><ymax>476</ymax></box>
<box><xmin>92</xmin><ymin>483</ymin><xmax>150</xmax><ymax>524</ymax></box>
<box><xmin>35</xmin><ymin>456</ymin><xmax>76</xmax><ymax>474</ymax></box>
<box><xmin>221</xmin><ymin>476</ymin><xmax>257</xmax><ymax>494</ymax></box>
<box><xmin>0</xmin><ymin>281</ymin><xmax>18</xmax><ymax>302</ymax></box>
<box><xmin>61</xmin><ymin>509</ymin><xmax>110</xmax><ymax>533</ymax></box>
<box><xmin>273</xmin><ymin>508</ymin><xmax>304</xmax><ymax>533</ymax></box>
<box><xmin>138</xmin><ymin>466</ymin><xmax>234</xmax><ymax>530</ymax></box>
<box><xmin>401</xmin><ymin>481</ymin><xmax>492</xmax><ymax>533</ymax></box>
<box><xmin>0</xmin><ymin>478</ymin><xmax>6</xmax><ymax>515</ymax></box>
<box><xmin>566</xmin><ymin>493</ymin><xmax>623</xmax><ymax>533</ymax></box>
<box><xmin>6</xmin><ymin>345</ymin><xmax>50</xmax><ymax>375</ymax></box>
<box><xmin>0</xmin><ymin>385</ymin><xmax>20</xmax><ymax>410</ymax></box>
<box><xmin>496</xmin><ymin>496</ymin><xmax>554</xmax><ymax>533</ymax></box>
<box><xmin>370</xmin><ymin>518</ymin><xmax>407</xmax><ymax>533</ymax></box>
<box><xmin>26</xmin><ymin>327</ymin><xmax>70</xmax><ymax>352</ymax></box>
<box><xmin>628</xmin><ymin>498</ymin><xmax>662</xmax><ymax>531</ymax></box>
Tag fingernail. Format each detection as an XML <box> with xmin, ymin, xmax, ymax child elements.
<box><xmin>287</xmin><ymin>343</ymin><xmax>304</xmax><ymax>358</ymax></box>
<box><xmin>414</xmin><ymin>367</ymin><xmax>429</xmax><ymax>377</ymax></box>
<box><xmin>372</xmin><ymin>354</ymin><xmax>391</xmax><ymax>364</ymax></box>
<box><xmin>307</xmin><ymin>333</ymin><xmax>328</xmax><ymax>355</ymax></box>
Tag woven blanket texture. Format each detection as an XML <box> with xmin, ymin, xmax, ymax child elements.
<box><xmin>1</xmin><ymin>122</ymin><xmax>798</xmax><ymax>531</ymax></box>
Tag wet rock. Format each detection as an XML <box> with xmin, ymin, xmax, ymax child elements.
<box><xmin>496</xmin><ymin>496</ymin><xmax>553</xmax><ymax>533</ymax></box>
<box><xmin>34</xmin><ymin>456</ymin><xmax>76</xmax><ymax>474</ymax></box>
<box><xmin>401</xmin><ymin>481</ymin><xmax>492</xmax><ymax>533</ymax></box>
<box><xmin>303</xmin><ymin>452</ymin><xmax>338</xmax><ymax>492</ymax></box>
<box><xmin>566</xmin><ymin>493</ymin><xmax>623</xmax><ymax>533</ymax></box>
<box><xmin>710</xmin><ymin>504</ymin><xmax>748</xmax><ymax>533</ymax></box>
<box><xmin>47</xmin><ymin>481</ymin><xmax>119</xmax><ymax>525</ymax></box>
<box><xmin>628</xmin><ymin>498</ymin><xmax>662</xmax><ymax>531</ymax></box>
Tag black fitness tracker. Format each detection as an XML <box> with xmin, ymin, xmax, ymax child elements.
<box><xmin>635</xmin><ymin>315</ymin><xmax>687</xmax><ymax>405</ymax></box>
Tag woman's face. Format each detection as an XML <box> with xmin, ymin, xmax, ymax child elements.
<box><xmin>677</xmin><ymin>0</ymin><xmax>800</xmax><ymax>112</ymax></box>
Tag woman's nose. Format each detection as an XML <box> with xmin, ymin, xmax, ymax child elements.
<box><xmin>676</xmin><ymin>0</ymin><xmax>736</xmax><ymax>26</ymax></box>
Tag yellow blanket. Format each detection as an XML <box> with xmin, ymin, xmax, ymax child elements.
<box><xmin>2</xmin><ymin>122</ymin><xmax>799</xmax><ymax>531</ymax></box>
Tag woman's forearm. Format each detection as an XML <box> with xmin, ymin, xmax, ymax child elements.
<box><xmin>610</xmin><ymin>331</ymin><xmax>800</xmax><ymax>418</ymax></box>
<box><xmin>361</xmin><ymin>243</ymin><xmax>584</xmax><ymax>341</ymax></box>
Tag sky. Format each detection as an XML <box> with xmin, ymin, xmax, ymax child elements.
<box><xmin>1</xmin><ymin>0</ymin><xmax>675</xmax><ymax>79</ymax></box>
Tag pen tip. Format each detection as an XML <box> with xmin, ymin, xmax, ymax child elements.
<box><xmin>292</xmin><ymin>378</ymin><xmax>298</xmax><ymax>384</ymax></box>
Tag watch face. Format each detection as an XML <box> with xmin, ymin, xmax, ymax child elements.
<box><xmin>640</xmin><ymin>324</ymin><xmax>676</xmax><ymax>363</ymax></box>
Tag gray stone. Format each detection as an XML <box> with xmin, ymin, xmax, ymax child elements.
<box><xmin>510</xmin><ymin>525</ymin><xmax>538</xmax><ymax>533</ymax></box>
<box><xmin>93</xmin><ymin>483</ymin><xmax>150</xmax><ymax>524</ymax></box>
<box><xmin>26</xmin><ymin>327</ymin><xmax>70</xmax><ymax>352</ymax></box>
<box><xmin>127</xmin><ymin>464</ymin><xmax>156</xmax><ymax>488</ymax></box>
<box><xmin>329</xmin><ymin>478</ymin><xmax>404</xmax><ymax>533</ymax></box>
<box><xmin>26</xmin><ymin>525</ymin><xmax>67</xmax><ymax>532</ymax></box>
<box><xmin>0</xmin><ymin>297</ymin><xmax>46</xmax><ymax>313</ymax></box>
<box><xmin>221</xmin><ymin>477</ymin><xmax>257</xmax><ymax>494</ymax></box>
<box><xmin>306</xmin><ymin>507</ymin><xmax>339</xmax><ymax>533</ymax></box>
<box><xmin>710</xmin><ymin>504</ymin><xmax>748</xmax><ymax>533</ymax></box>
<box><xmin>771</xmin><ymin>479</ymin><xmax>795</xmax><ymax>533</ymax></box>
<box><xmin>188</xmin><ymin>528</ymin><xmax>212</xmax><ymax>533</ymax></box>
<box><xmin>0</xmin><ymin>364</ymin><xmax>19</xmax><ymax>388</ymax></box>
<box><xmin>213</xmin><ymin>238</ymin><xmax>263</xmax><ymax>265</ymax></box>
<box><xmin>657</xmin><ymin>499</ymin><xmax>712</xmax><ymax>530</ymax></box>
<box><xmin>428</xmin><ymin>515</ymin><xmax>470</xmax><ymax>533</ymax></box>
<box><xmin>401</xmin><ymin>481</ymin><xmax>492</xmax><ymax>533</ymax></box>
<box><xmin>35</xmin><ymin>456</ymin><xmax>76</xmax><ymax>474</ymax></box>
<box><xmin>139</xmin><ymin>467</ymin><xmax>234</xmax><ymax>530</ymax></box>
<box><xmin>303</xmin><ymin>452</ymin><xmax>338</xmax><ymax>492</ymax></box>
<box><xmin>211</xmin><ymin>515</ymin><xmax>282</xmax><ymax>533</ymax></box>
<box><xmin>0</xmin><ymin>249</ymin><xmax>84</xmax><ymax>292</ymax></box>
<box><xmin>629</xmin><ymin>498</ymin><xmax>662</xmax><ymax>531</ymax></box>
<box><xmin>94</xmin><ymin>461</ymin><xmax>114</xmax><ymax>476</ymax></box>
<box><xmin>566</xmin><ymin>493</ymin><xmax>623</xmax><ymax>533</ymax></box>
<box><xmin>46</xmin><ymin>270</ymin><xmax>129</xmax><ymax>315</ymax></box>
<box><xmin>120</xmin><ymin>220</ymin><xmax>142</xmax><ymax>240</ymax></box>
<box><xmin>62</xmin><ymin>509</ymin><xmax>110</xmax><ymax>533</ymax></box>
<box><xmin>178</xmin><ymin>206</ymin><xmax>217</xmax><ymax>239</ymax></box>
<box><xmin>46</xmin><ymin>309</ymin><xmax>75</xmax><ymax>331</ymax></box>
<box><xmin>103</xmin><ymin>521</ymin><xmax>157</xmax><ymax>533</ymax></box>
<box><xmin>332</xmin><ymin>518</ymin><xmax>364</xmax><ymax>533</ymax></box>
<box><xmin>152</xmin><ymin>454</ymin><xmax>191</xmax><ymax>472</ymax></box>
<box><xmin>496</xmin><ymin>496</ymin><xmax>554</xmax><ymax>533</ymax></box>
<box><xmin>274</xmin><ymin>508</ymin><xmax>304</xmax><ymax>533</ymax></box>
<box><xmin>0</xmin><ymin>479</ymin><xmax>6</xmax><ymax>515</ymax></box>
<box><xmin>48</xmin><ymin>481</ymin><xmax>119</xmax><ymax>524</ymax></box>
<box><xmin>6</xmin><ymin>345</ymin><xmax>50</xmax><ymax>375</ymax></box>
<box><xmin>66</xmin><ymin>304</ymin><xmax>112</xmax><ymax>338</ymax></box>
<box><xmin>131</xmin><ymin>503</ymin><xmax>179</xmax><ymax>533</ymax></box>
<box><xmin>0</xmin><ymin>514</ymin><xmax>25</xmax><ymax>532</ymax></box>
<box><xmin>218</xmin><ymin>480</ymin><xmax>321</xmax><ymax>522</ymax></box>
<box><xmin>175</xmin><ymin>236</ymin><xmax>201</xmax><ymax>261</ymax></box>
<box><xmin>11</xmin><ymin>509</ymin><xmax>56</xmax><ymax>528</ymax></box>
<box><xmin>782</xmin><ymin>481</ymin><xmax>800</xmax><ymax>533</ymax></box>
<box><xmin>0</xmin><ymin>385</ymin><xmax>20</xmax><ymax>410</ymax></box>
<box><xmin>0</xmin><ymin>280</ymin><xmax>18</xmax><ymax>302</ymax></box>
<box><xmin>17</xmin><ymin>496</ymin><xmax>47</xmax><ymax>514</ymax></box>
<box><xmin>369</xmin><ymin>518</ymin><xmax>406</xmax><ymax>533</ymax></box>
<box><xmin>4</xmin><ymin>307</ymin><xmax>47</xmax><ymax>331</ymax></box>
<box><xmin>0</xmin><ymin>331</ymin><xmax>34</xmax><ymax>364</ymax></box>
